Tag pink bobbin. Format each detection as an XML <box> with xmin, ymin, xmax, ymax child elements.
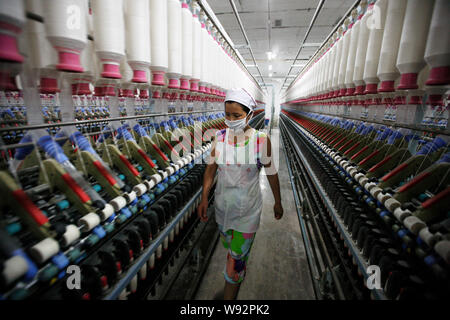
<box><xmin>426</xmin><ymin>66</ymin><xmax>450</xmax><ymax>86</ymax></box>
<box><xmin>0</xmin><ymin>31</ymin><xmax>24</xmax><ymax>63</ymax></box>
<box><xmin>94</xmin><ymin>87</ymin><xmax>104</xmax><ymax>97</ymax></box>
<box><xmin>397</xmin><ymin>73</ymin><xmax>418</xmax><ymax>90</ymax></box>
<box><xmin>168</xmin><ymin>78</ymin><xmax>180</xmax><ymax>89</ymax></box>
<box><xmin>152</xmin><ymin>91</ymin><xmax>161</xmax><ymax>99</ymax></box>
<box><xmin>132</xmin><ymin>70</ymin><xmax>148</xmax><ymax>83</ymax></box>
<box><xmin>408</xmin><ymin>95</ymin><xmax>423</xmax><ymax>105</ymax></box>
<box><xmin>104</xmin><ymin>86</ymin><xmax>116</xmax><ymax>97</ymax></box>
<box><xmin>140</xmin><ymin>90</ymin><xmax>149</xmax><ymax>99</ymax></box>
<box><xmin>189</xmin><ymin>80</ymin><xmax>199</xmax><ymax>92</ymax></box>
<box><xmin>152</xmin><ymin>72</ymin><xmax>165</xmax><ymax>86</ymax></box>
<box><xmin>57</xmin><ymin>51</ymin><xmax>83</xmax><ymax>73</ymax></box>
<box><xmin>364</xmin><ymin>83</ymin><xmax>378</xmax><ymax>95</ymax></box>
<box><xmin>102</xmin><ymin>63</ymin><xmax>122</xmax><ymax>79</ymax></box>
<box><xmin>180</xmin><ymin>79</ymin><xmax>190</xmax><ymax>90</ymax></box>
<box><xmin>378</xmin><ymin>81</ymin><xmax>395</xmax><ymax>92</ymax></box>
<box><xmin>40</xmin><ymin>78</ymin><xmax>59</xmax><ymax>94</ymax></box>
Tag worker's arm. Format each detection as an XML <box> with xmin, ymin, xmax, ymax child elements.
<box><xmin>198</xmin><ymin>141</ymin><xmax>218</xmax><ymax>222</ymax></box>
<box><xmin>262</xmin><ymin>135</ymin><xmax>284</xmax><ymax>219</ymax></box>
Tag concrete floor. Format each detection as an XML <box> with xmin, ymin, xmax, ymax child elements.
<box><xmin>195</xmin><ymin>125</ymin><xmax>316</xmax><ymax>300</ymax></box>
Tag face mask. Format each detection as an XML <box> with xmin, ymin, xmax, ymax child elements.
<box><xmin>225</xmin><ymin>112</ymin><xmax>252</xmax><ymax>133</ymax></box>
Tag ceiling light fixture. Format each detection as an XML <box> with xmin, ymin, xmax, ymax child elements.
<box><xmin>266</xmin><ymin>51</ymin><xmax>276</xmax><ymax>61</ymax></box>
<box><xmin>268</xmin><ymin>65</ymin><xmax>272</xmax><ymax>71</ymax></box>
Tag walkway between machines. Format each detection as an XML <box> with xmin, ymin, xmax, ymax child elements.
<box><xmin>195</xmin><ymin>126</ymin><xmax>315</xmax><ymax>300</ymax></box>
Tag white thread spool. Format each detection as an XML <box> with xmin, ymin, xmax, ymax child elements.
<box><xmin>376</xmin><ymin>0</ymin><xmax>407</xmax><ymax>92</ymax></box>
<box><xmin>167</xmin><ymin>0</ymin><xmax>182</xmax><ymax>89</ymax></box>
<box><xmin>199</xmin><ymin>16</ymin><xmax>209</xmax><ymax>92</ymax></box>
<box><xmin>80</xmin><ymin>37</ymin><xmax>95</xmax><ymax>78</ymax></box>
<box><xmin>149</xmin><ymin>253</ymin><xmax>155</xmax><ymax>269</ymax></box>
<box><xmin>144</xmin><ymin>179</ymin><xmax>156</xmax><ymax>190</ymax></box>
<box><xmin>120</xmin><ymin>57</ymin><xmax>133</xmax><ymax>85</ymax></box>
<box><xmin>403</xmin><ymin>216</ymin><xmax>426</xmax><ymax>235</ymax></box>
<box><xmin>151</xmin><ymin>173</ymin><xmax>162</xmax><ymax>185</ymax></box>
<box><xmin>133</xmin><ymin>183</ymin><xmax>148</xmax><ymax>196</ymax></box>
<box><xmin>100</xmin><ymin>203</ymin><xmax>115</xmax><ymax>221</ymax></box>
<box><xmin>190</xmin><ymin>1</ymin><xmax>202</xmax><ymax>91</ymax></box>
<box><xmin>385</xmin><ymin>197</ymin><xmax>401</xmax><ymax>212</ymax></box>
<box><xmin>353</xmin><ymin>4</ymin><xmax>373</xmax><ymax>94</ymax></box>
<box><xmin>124</xmin><ymin>0</ymin><xmax>150</xmax><ymax>83</ymax></box>
<box><xmin>139</xmin><ymin>264</ymin><xmax>147</xmax><ymax>281</ymax></box>
<box><xmin>156</xmin><ymin>244</ymin><xmax>162</xmax><ymax>259</ymax></box>
<box><xmin>393</xmin><ymin>207</ymin><xmax>411</xmax><ymax>222</ymax></box>
<box><xmin>149</xmin><ymin>0</ymin><xmax>168</xmax><ymax>85</ymax></box>
<box><xmin>176</xmin><ymin>159</ymin><xmax>185</xmax><ymax>168</ymax></box>
<box><xmin>163</xmin><ymin>236</ymin><xmax>169</xmax><ymax>250</ymax></box>
<box><xmin>79</xmin><ymin>212</ymin><xmax>101</xmax><ymax>232</ymax></box>
<box><xmin>396</xmin><ymin>0</ymin><xmax>435</xmax><ymax>91</ymax></box>
<box><xmin>211</xmin><ymin>31</ymin><xmax>220</xmax><ymax>89</ymax></box>
<box><xmin>2</xmin><ymin>255</ymin><xmax>28</xmax><ymax>286</ymax></box>
<box><xmin>369</xmin><ymin>186</ymin><xmax>383</xmax><ymax>198</ymax></box>
<box><xmin>434</xmin><ymin>240</ymin><xmax>450</xmax><ymax>264</ymax></box>
<box><xmin>331</xmin><ymin>30</ymin><xmax>343</xmax><ymax>94</ymax></box>
<box><xmin>125</xmin><ymin>191</ymin><xmax>137</xmax><ymax>204</ymax></box>
<box><xmin>110</xmin><ymin>196</ymin><xmax>127</xmax><ymax>211</ymax></box>
<box><xmin>42</xmin><ymin>0</ymin><xmax>87</xmax><ymax>73</ymax></box>
<box><xmin>326</xmin><ymin>40</ymin><xmax>337</xmax><ymax>94</ymax></box>
<box><xmin>159</xmin><ymin>170</ymin><xmax>168</xmax><ymax>180</ymax></box>
<box><xmin>25</xmin><ymin>17</ymin><xmax>56</xmax><ymax>71</ymax></box>
<box><xmin>0</xmin><ymin>0</ymin><xmax>26</xmax><ymax>63</ymax></box>
<box><xmin>363</xmin><ymin>0</ymin><xmax>388</xmax><ymax>94</ymax></box>
<box><xmin>62</xmin><ymin>224</ymin><xmax>81</xmax><ymax>246</ymax></box>
<box><xmin>92</xmin><ymin>0</ymin><xmax>125</xmax><ymax>79</ymax></box>
<box><xmin>180</xmin><ymin>0</ymin><xmax>193</xmax><ymax>90</ymax></box>
<box><xmin>424</xmin><ymin>0</ymin><xmax>450</xmax><ymax>86</ymax></box>
<box><xmin>419</xmin><ymin>228</ymin><xmax>439</xmax><ymax>247</ymax></box>
<box><xmin>129</xmin><ymin>275</ymin><xmax>137</xmax><ymax>293</ymax></box>
<box><xmin>165</xmin><ymin>165</ymin><xmax>175</xmax><ymax>176</ymax></box>
<box><xmin>30</xmin><ymin>237</ymin><xmax>60</xmax><ymax>264</ymax></box>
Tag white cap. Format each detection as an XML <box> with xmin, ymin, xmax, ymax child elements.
<box><xmin>225</xmin><ymin>88</ymin><xmax>256</xmax><ymax>112</ymax></box>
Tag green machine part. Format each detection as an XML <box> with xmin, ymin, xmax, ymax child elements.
<box><xmin>343</xmin><ymin>130</ymin><xmax>379</xmax><ymax>159</ymax></box>
<box><xmin>394</xmin><ymin>162</ymin><xmax>450</xmax><ymax>204</ymax></box>
<box><xmin>117</xmin><ymin>138</ymin><xmax>158</xmax><ymax>177</ymax></box>
<box><xmin>358</xmin><ymin>142</ymin><xmax>404</xmax><ymax>171</ymax></box>
<box><xmin>0</xmin><ymin>171</ymin><xmax>55</xmax><ymax>240</ymax></box>
<box><xmin>60</xmin><ymin>140</ymin><xmax>123</xmax><ymax>199</ymax></box>
<box><xmin>413</xmin><ymin>186</ymin><xmax>450</xmax><ymax>224</ymax></box>
<box><xmin>139</xmin><ymin>135</ymin><xmax>171</xmax><ymax>169</ymax></box>
<box><xmin>378</xmin><ymin>148</ymin><xmax>446</xmax><ymax>189</ymax></box>
<box><xmin>365</xmin><ymin>148</ymin><xmax>412</xmax><ymax>179</ymax></box>
<box><xmin>41</xmin><ymin>159</ymin><xmax>96</xmax><ymax>215</ymax></box>
<box><xmin>151</xmin><ymin>132</ymin><xmax>181</xmax><ymax>161</ymax></box>
<box><xmin>98</xmin><ymin>144</ymin><xmax>142</xmax><ymax>186</ymax></box>
<box><xmin>77</xmin><ymin>151</ymin><xmax>123</xmax><ymax>198</ymax></box>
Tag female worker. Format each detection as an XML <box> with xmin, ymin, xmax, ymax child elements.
<box><xmin>197</xmin><ymin>88</ymin><xmax>283</xmax><ymax>300</ymax></box>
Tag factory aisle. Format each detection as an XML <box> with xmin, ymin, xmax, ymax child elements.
<box><xmin>195</xmin><ymin>125</ymin><xmax>315</xmax><ymax>300</ymax></box>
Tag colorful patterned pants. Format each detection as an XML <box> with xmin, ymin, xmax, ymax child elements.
<box><xmin>218</xmin><ymin>224</ymin><xmax>256</xmax><ymax>284</ymax></box>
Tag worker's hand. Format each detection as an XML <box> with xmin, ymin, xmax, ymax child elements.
<box><xmin>274</xmin><ymin>202</ymin><xmax>284</xmax><ymax>220</ymax></box>
<box><xmin>197</xmin><ymin>198</ymin><xmax>209</xmax><ymax>222</ymax></box>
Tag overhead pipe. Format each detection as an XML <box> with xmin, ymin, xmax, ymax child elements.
<box><xmin>282</xmin><ymin>0</ymin><xmax>361</xmax><ymax>94</ymax></box>
<box><xmin>228</xmin><ymin>0</ymin><xmax>267</xmax><ymax>91</ymax></box>
<box><xmin>280</xmin><ymin>0</ymin><xmax>326</xmax><ymax>92</ymax></box>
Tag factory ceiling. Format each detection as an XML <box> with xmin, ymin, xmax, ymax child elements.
<box><xmin>207</xmin><ymin>0</ymin><xmax>356</xmax><ymax>89</ymax></box>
